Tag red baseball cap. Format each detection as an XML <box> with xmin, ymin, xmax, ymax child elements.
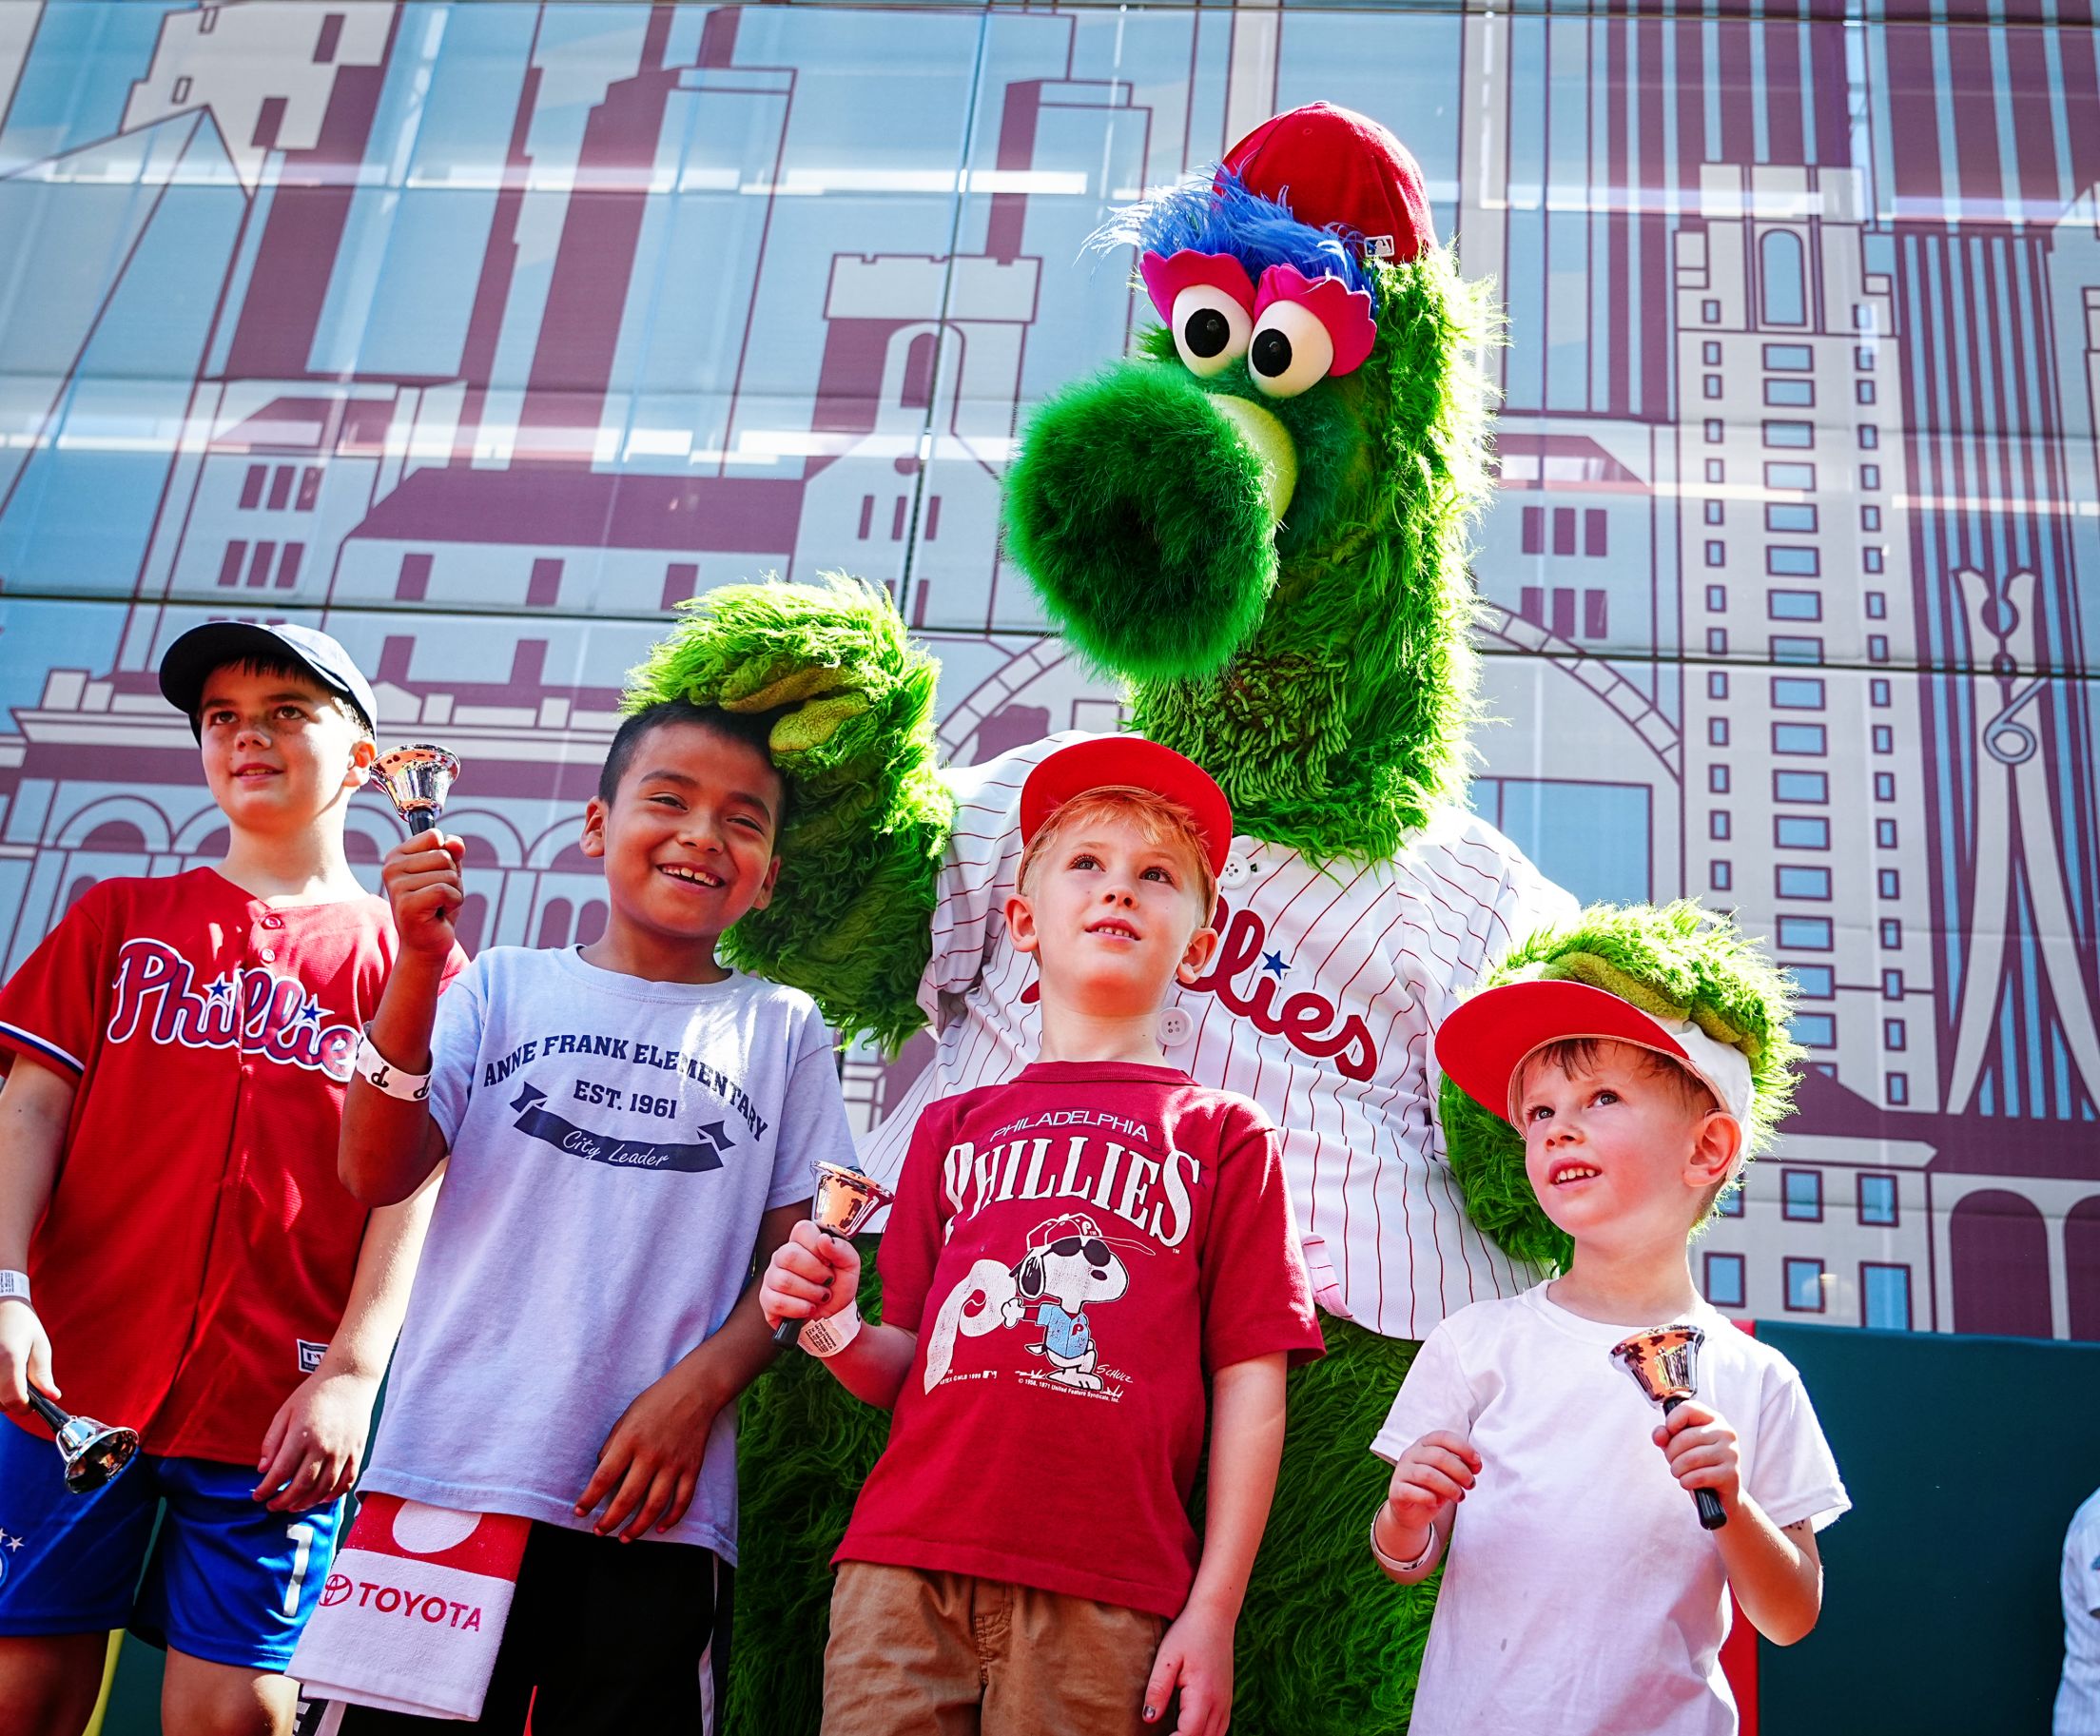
<box><xmin>1222</xmin><ymin>103</ymin><xmax>1436</xmax><ymax>264</ymax></box>
<box><xmin>1436</xmin><ymin>979</ymin><xmax>1757</xmax><ymax>1131</ymax></box>
<box><xmin>1020</xmin><ymin>737</ymin><xmax>1234</xmax><ymax>880</ymax></box>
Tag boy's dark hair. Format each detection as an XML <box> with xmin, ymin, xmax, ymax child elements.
<box><xmin>598</xmin><ymin>699</ymin><xmax>789</xmax><ymax>822</ymax></box>
<box><xmin>203</xmin><ymin>654</ymin><xmax>376</xmax><ymax>743</ymax></box>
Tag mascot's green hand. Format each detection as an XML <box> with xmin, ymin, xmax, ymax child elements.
<box><xmin>1442</xmin><ymin>901</ymin><xmax>1803</xmax><ymax>1274</ymax></box>
<box><xmin>623</xmin><ymin>575</ymin><xmax>951</xmax><ymax>1052</ymax></box>
<box><xmin>628</xmin><ymin>574</ymin><xmax>931</xmax><ymax>793</ymax></box>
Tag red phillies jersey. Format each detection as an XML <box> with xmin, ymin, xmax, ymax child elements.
<box><xmin>837</xmin><ymin>1062</ymin><xmax>1324</xmax><ymax>1619</ymax></box>
<box><xmin>0</xmin><ymin>869</ymin><xmax>459</xmax><ymax>1463</ymax></box>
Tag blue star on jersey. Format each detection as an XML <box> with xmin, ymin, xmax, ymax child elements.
<box><xmin>1261</xmin><ymin>949</ymin><xmax>1291</xmax><ymax>978</ymax></box>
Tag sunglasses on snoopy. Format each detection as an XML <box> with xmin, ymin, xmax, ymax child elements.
<box><xmin>1040</xmin><ymin>1235</ymin><xmax>1113</xmax><ymax>1267</ymax></box>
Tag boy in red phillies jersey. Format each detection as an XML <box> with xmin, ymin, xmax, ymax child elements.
<box><xmin>762</xmin><ymin>738</ymin><xmax>1324</xmax><ymax>1736</ymax></box>
<box><xmin>0</xmin><ymin>622</ymin><xmax>464</xmax><ymax>1736</ymax></box>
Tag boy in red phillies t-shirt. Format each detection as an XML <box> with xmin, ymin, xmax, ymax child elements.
<box><xmin>762</xmin><ymin>737</ymin><xmax>1324</xmax><ymax>1736</ymax></box>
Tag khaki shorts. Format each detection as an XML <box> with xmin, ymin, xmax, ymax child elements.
<box><xmin>821</xmin><ymin>1561</ymin><xmax>1167</xmax><ymax>1736</ymax></box>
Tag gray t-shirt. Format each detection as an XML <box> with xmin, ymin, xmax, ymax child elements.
<box><xmin>362</xmin><ymin>946</ymin><xmax>848</xmax><ymax>1559</ymax></box>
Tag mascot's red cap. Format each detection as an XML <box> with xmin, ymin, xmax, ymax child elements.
<box><xmin>1222</xmin><ymin>102</ymin><xmax>1436</xmax><ymax>264</ymax></box>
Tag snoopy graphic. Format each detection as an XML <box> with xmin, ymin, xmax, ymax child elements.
<box><xmin>921</xmin><ymin>1213</ymin><xmax>1133</xmax><ymax>1394</ymax></box>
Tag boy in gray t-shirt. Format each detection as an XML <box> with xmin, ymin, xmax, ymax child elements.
<box><xmin>336</xmin><ymin>698</ymin><xmax>852</xmax><ymax>1734</ymax></box>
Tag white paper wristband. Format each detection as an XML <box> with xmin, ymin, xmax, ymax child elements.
<box><xmin>801</xmin><ymin>1301</ymin><xmax>863</xmax><ymax>1359</ymax></box>
<box><xmin>1370</xmin><ymin>1508</ymin><xmax>1438</xmax><ymax>1573</ymax></box>
<box><xmin>356</xmin><ymin>1030</ymin><xmax>432</xmax><ymax>1102</ymax></box>
<box><xmin>0</xmin><ymin>1270</ymin><xmax>29</xmax><ymax>1307</ymax></box>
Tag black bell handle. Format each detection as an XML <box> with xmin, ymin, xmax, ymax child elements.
<box><xmin>1662</xmin><ymin>1395</ymin><xmax>1728</xmax><ymax>1530</ymax></box>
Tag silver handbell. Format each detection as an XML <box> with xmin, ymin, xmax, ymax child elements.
<box><xmin>27</xmin><ymin>1387</ymin><xmax>138</xmax><ymax>1494</ymax></box>
<box><xmin>773</xmin><ymin>1161</ymin><xmax>896</xmax><ymax>1348</ymax></box>
<box><xmin>1610</xmin><ymin>1323</ymin><xmax>1728</xmax><ymax>1531</ymax></box>
<box><xmin>809</xmin><ymin>1160</ymin><xmax>894</xmax><ymax>1241</ymax></box>
<box><xmin>375</xmin><ymin>744</ymin><xmax>462</xmax><ymax>836</ymax></box>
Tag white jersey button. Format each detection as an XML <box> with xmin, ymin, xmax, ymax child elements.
<box><xmin>1159</xmin><ymin>1006</ymin><xmax>1195</xmax><ymax>1046</ymax></box>
<box><xmin>1219</xmin><ymin>853</ymin><xmax>1250</xmax><ymax>888</ymax></box>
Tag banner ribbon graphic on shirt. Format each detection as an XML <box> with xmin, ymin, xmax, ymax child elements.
<box><xmin>509</xmin><ymin>1083</ymin><xmax>729</xmax><ymax>1174</ymax></box>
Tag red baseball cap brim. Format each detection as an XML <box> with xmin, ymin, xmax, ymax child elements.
<box><xmin>1020</xmin><ymin>737</ymin><xmax>1234</xmax><ymax>879</ymax></box>
<box><xmin>1435</xmin><ymin>979</ymin><xmax>1749</xmax><ymax>1128</ymax></box>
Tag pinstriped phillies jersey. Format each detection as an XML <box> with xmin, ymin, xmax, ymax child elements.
<box><xmin>858</xmin><ymin>733</ymin><xmax>1583</xmax><ymax>1342</ymax></box>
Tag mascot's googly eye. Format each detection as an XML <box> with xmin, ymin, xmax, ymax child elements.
<box><xmin>1248</xmin><ymin>300</ymin><xmax>1335</xmax><ymax>399</ymax></box>
<box><xmin>1139</xmin><ymin>249</ymin><xmax>1259</xmax><ymax>379</ymax></box>
<box><xmin>1171</xmin><ymin>285</ymin><xmax>1253</xmax><ymax>377</ymax></box>
<box><xmin>1246</xmin><ymin>263</ymin><xmax>1378</xmax><ymax>395</ymax></box>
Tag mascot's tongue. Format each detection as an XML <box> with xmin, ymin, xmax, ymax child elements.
<box><xmin>1208</xmin><ymin>396</ymin><xmax>1297</xmax><ymax>517</ymax></box>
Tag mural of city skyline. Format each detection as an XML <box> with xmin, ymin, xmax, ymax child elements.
<box><xmin>0</xmin><ymin>0</ymin><xmax>2094</xmax><ymax>1342</ymax></box>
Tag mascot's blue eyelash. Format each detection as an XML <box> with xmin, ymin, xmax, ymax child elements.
<box><xmin>1089</xmin><ymin>170</ymin><xmax>1377</xmax><ymax>312</ymax></box>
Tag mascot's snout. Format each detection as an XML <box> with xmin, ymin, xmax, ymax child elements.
<box><xmin>1002</xmin><ymin>361</ymin><xmax>1292</xmax><ymax>684</ymax></box>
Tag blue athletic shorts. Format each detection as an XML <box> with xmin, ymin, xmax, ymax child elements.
<box><xmin>0</xmin><ymin>1416</ymin><xmax>342</xmax><ymax>1670</ymax></box>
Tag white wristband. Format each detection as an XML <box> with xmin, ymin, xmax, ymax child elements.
<box><xmin>356</xmin><ymin>1030</ymin><xmax>431</xmax><ymax>1102</ymax></box>
<box><xmin>801</xmin><ymin>1300</ymin><xmax>863</xmax><ymax>1359</ymax></box>
<box><xmin>0</xmin><ymin>1270</ymin><xmax>29</xmax><ymax>1307</ymax></box>
<box><xmin>1370</xmin><ymin>1508</ymin><xmax>1438</xmax><ymax>1573</ymax></box>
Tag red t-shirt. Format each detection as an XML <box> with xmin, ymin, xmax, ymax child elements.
<box><xmin>835</xmin><ymin>1061</ymin><xmax>1325</xmax><ymax>1619</ymax></box>
<box><xmin>0</xmin><ymin>869</ymin><xmax>460</xmax><ymax>1463</ymax></box>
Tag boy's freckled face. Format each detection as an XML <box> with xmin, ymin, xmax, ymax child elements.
<box><xmin>1010</xmin><ymin>812</ymin><xmax>1215</xmax><ymax>1016</ymax></box>
<box><xmin>197</xmin><ymin>666</ymin><xmax>370</xmax><ymax>829</ymax></box>
<box><xmin>582</xmin><ymin>722</ymin><xmax>783</xmax><ymax>944</ymax></box>
<box><xmin>1516</xmin><ymin>1042</ymin><xmax>1718</xmax><ymax>1247</ymax></box>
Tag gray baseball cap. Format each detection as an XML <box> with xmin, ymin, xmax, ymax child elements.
<box><xmin>159</xmin><ymin>621</ymin><xmax>379</xmax><ymax>738</ymax></box>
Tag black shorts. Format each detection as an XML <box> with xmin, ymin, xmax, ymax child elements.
<box><xmin>316</xmin><ymin>1520</ymin><xmax>729</xmax><ymax>1736</ymax></box>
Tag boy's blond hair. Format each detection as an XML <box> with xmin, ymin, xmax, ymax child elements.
<box><xmin>1017</xmin><ymin>785</ymin><xmax>1218</xmax><ymax>923</ymax></box>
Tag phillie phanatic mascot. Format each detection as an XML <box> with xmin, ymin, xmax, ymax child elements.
<box><xmin>628</xmin><ymin>105</ymin><xmax>1799</xmax><ymax>1732</ymax></box>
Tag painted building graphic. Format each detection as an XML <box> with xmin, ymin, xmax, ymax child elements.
<box><xmin>0</xmin><ymin>0</ymin><xmax>2095</xmax><ymax>1341</ymax></box>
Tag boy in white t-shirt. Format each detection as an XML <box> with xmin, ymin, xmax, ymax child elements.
<box><xmin>1369</xmin><ymin>972</ymin><xmax>1849</xmax><ymax>1735</ymax></box>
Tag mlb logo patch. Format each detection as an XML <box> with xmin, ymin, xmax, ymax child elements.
<box><xmin>1365</xmin><ymin>233</ymin><xmax>1397</xmax><ymax>260</ymax></box>
<box><xmin>298</xmin><ymin>1340</ymin><xmax>328</xmax><ymax>1374</ymax></box>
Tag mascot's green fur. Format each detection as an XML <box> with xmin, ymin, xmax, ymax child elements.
<box><xmin>627</xmin><ymin>106</ymin><xmax>1799</xmax><ymax>1734</ymax></box>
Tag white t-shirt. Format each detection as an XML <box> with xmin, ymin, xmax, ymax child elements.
<box><xmin>862</xmin><ymin>731</ymin><xmax>1579</xmax><ymax>1340</ymax></box>
<box><xmin>2058</xmin><ymin>1488</ymin><xmax>2100</xmax><ymax>1735</ymax></box>
<box><xmin>1371</xmin><ymin>1284</ymin><xmax>1850</xmax><ymax>1735</ymax></box>
<box><xmin>363</xmin><ymin>947</ymin><xmax>853</xmax><ymax>1560</ymax></box>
